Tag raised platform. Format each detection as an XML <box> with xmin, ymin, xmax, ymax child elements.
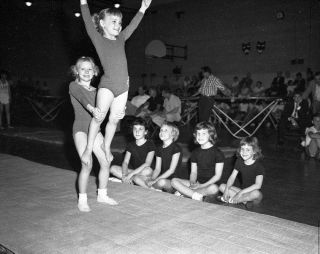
<box><xmin>0</xmin><ymin>153</ymin><xmax>317</xmax><ymax>254</ymax></box>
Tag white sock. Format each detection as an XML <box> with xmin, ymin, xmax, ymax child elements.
<box><xmin>78</xmin><ymin>193</ymin><xmax>88</xmax><ymax>203</ymax></box>
<box><xmin>78</xmin><ymin>193</ymin><xmax>91</xmax><ymax>212</ymax></box>
<box><xmin>97</xmin><ymin>188</ymin><xmax>107</xmax><ymax>197</ymax></box>
<box><xmin>192</xmin><ymin>192</ymin><xmax>203</xmax><ymax>201</ymax></box>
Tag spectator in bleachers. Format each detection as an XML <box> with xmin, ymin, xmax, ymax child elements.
<box><xmin>151</xmin><ymin>87</ymin><xmax>181</xmax><ymax>126</ymax></box>
<box><xmin>293</xmin><ymin>72</ymin><xmax>306</xmax><ymax>93</ymax></box>
<box><xmin>239</xmin><ymin>72</ymin><xmax>253</xmax><ymax>92</ymax></box>
<box><xmin>251</xmin><ymin>81</ymin><xmax>265</xmax><ymax>97</ymax></box>
<box><xmin>301</xmin><ymin>113</ymin><xmax>320</xmax><ymax>160</ymax></box>
<box><xmin>230</xmin><ymin>76</ymin><xmax>240</xmax><ymax>96</ymax></box>
<box><xmin>303</xmin><ymin>71</ymin><xmax>320</xmax><ymax>114</ymax></box>
<box><xmin>125</xmin><ymin>86</ymin><xmax>150</xmax><ymax>116</ymax></box>
<box><xmin>284</xmin><ymin>70</ymin><xmax>293</xmax><ymax>85</ymax></box>
<box><xmin>135</xmin><ymin>86</ymin><xmax>163</xmax><ymax>117</ymax></box>
<box><xmin>306</xmin><ymin>68</ymin><xmax>314</xmax><ymax>83</ymax></box>
<box><xmin>277</xmin><ymin>91</ymin><xmax>310</xmax><ymax>145</ymax></box>
<box><xmin>267</xmin><ymin>71</ymin><xmax>287</xmax><ymax>98</ymax></box>
<box><xmin>161</xmin><ymin>75</ymin><xmax>171</xmax><ymax>88</ymax></box>
<box><xmin>186</xmin><ymin>75</ymin><xmax>200</xmax><ymax>96</ymax></box>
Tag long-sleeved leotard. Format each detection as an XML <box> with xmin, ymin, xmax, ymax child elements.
<box><xmin>81</xmin><ymin>4</ymin><xmax>143</xmax><ymax>97</ymax></box>
<box><xmin>69</xmin><ymin>81</ymin><xmax>97</xmax><ymax>135</ymax></box>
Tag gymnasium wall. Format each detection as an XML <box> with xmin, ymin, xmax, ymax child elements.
<box><xmin>1</xmin><ymin>0</ymin><xmax>320</xmax><ymax>95</ymax></box>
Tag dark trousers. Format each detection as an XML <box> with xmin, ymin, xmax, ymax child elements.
<box><xmin>198</xmin><ymin>95</ymin><xmax>215</xmax><ymax>122</ymax></box>
<box><xmin>277</xmin><ymin>116</ymin><xmax>309</xmax><ymax>142</ymax></box>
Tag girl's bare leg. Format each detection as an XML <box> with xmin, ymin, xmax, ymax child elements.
<box><xmin>171</xmin><ymin>178</ymin><xmax>192</xmax><ymax>196</ymax></box>
<box><xmin>93</xmin><ymin>132</ymin><xmax>118</xmax><ymax>205</ymax></box>
<box><xmin>74</xmin><ymin>132</ymin><xmax>92</xmax><ymax>212</ymax></box>
<box><xmin>103</xmin><ymin>91</ymin><xmax>128</xmax><ymax>162</ymax></box>
<box><xmin>81</xmin><ymin>88</ymin><xmax>114</xmax><ymax>165</ymax></box>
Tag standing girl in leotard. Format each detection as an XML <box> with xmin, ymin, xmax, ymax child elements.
<box><xmin>80</xmin><ymin>0</ymin><xmax>152</xmax><ymax>166</ymax></box>
<box><xmin>69</xmin><ymin>56</ymin><xmax>120</xmax><ymax>212</ymax></box>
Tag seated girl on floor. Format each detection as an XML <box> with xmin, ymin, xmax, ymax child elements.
<box><xmin>218</xmin><ymin>136</ymin><xmax>264</xmax><ymax>205</ymax></box>
<box><xmin>110</xmin><ymin>117</ymin><xmax>155</xmax><ymax>186</ymax></box>
<box><xmin>171</xmin><ymin>121</ymin><xmax>225</xmax><ymax>201</ymax></box>
<box><xmin>140</xmin><ymin>122</ymin><xmax>184</xmax><ymax>192</ymax></box>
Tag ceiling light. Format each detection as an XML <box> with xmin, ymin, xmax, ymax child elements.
<box><xmin>25</xmin><ymin>1</ymin><xmax>32</xmax><ymax>7</ymax></box>
<box><xmin>74</xmin><ymin>12</ymin><xmax>81</xmax><ymax>17</ymax></box>
<box><xmin>114</xmin><ymin>3</ymin><xmax>120</xmax><ymax>8</ymax></box>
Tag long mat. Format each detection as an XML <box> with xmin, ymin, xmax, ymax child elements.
<box><xmin>0</xmin><ymin>153</ymin><xmax>318</xmax><ymax>254</ymax></box>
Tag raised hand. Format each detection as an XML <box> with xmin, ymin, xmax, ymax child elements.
<box><xmin>141</xmin><ymin>0</ymin><xmax>152</xmax><ymax>11</ymax></box>
<box><xmin>92</xmin><ymin>107</ymin><xmax>105</xmax><ymax>122</ymax></box>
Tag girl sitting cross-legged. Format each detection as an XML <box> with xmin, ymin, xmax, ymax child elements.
<box><xmin>171</xmin><ymin>121</ymin><xmax>225</xmax><ymax>201</ymax></box>
<box><xmin>218</xmin><ymin>136</ymin><xmax>264</xmax><ymax>205</ymax></box>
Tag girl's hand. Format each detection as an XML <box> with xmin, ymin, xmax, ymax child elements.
<box><xmin>190</xmin><ymin>182</ymin><xmax>199</xmax><ymax>189</ymax></box>
<box><xmin>230</xmin><ymin>192</ymin><xmax>242</xmax><ymax>204</ymax></box>
<box><xmin>123</xmin><ymin>175</ymin><xmax>133</xmax><ymax>184</ymax></box>
<box><xmin>222</xmin><ymin>189</ymin><xmax>230</xmax><ymax>202</ymax></box>
<box><xmin>147</xmin><ymin>179</ymin><xmax>156</xmax><ymax>187</ymax></box>
<box><xmin>92</xmin><ymin>107</ymin><xmax>105</xmax><ymax>121</ymax></box>
<box><xmin>141</xmin><ymin>0</ymin><xmax>152</xmax><ymax>9</ymax></box>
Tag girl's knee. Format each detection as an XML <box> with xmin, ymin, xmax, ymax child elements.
<box><xmin>219</xmin><ymin>183</ymin><xmax>226</xmax><ymax>192</ymax></box>
<box><xmin>156</xmin><ymin>178</ymin><xmax>167</xmax><ymax>188</ymax></box>
<box><xmin>171</xmin><ymin>178</ymin><xmax>178</xmax><ymax>187</ymax></box>
<box><xmin>141</xmin><ymin>167</ymin><xmax>153</xmax><ymax>176</ymax></box>
<box><xmin>207</xmin><ymin>184</ymin><xmax>219</xmax><ymax>194</ymax></box>
<box><xmin>251</xmin><ymin>190</ymin><xmax>263</xmax><ymax>201</ymax></box>
<box><xmin>109</xmin><ymin>115</ymin><xmax>120</xmax><ymax>125</ymax></box>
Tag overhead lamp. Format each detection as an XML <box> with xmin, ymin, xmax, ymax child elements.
<box><xmin>25</xmin><ymin>1</ymin><xmax>32</xmax><ymax>7</ymax></box>
<box><xmin>74</xmin><ymin>12</ymin><xmax>81</xmax><ymax>17</ymax></box>
<box><xmin>114</xmin><ymin>3</ymin><xmax>120</xmax><ymax>8</ymax></box>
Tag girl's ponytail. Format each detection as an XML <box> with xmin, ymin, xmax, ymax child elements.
<box><xmin>92</xmin><ymin>13</ymin><xmax>104</xmax><ymax>35</ymax></box>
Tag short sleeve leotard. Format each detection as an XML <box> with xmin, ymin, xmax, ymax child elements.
<box><xmin>126</xmin><ymin>140</ymin><xmax>156</xmax><ymax>169</ymax></box>
<box><xmin>81</xmin><ymin>4</ymin><xmax>144</xmax><ymax>97</ymax></box>
<box><xmin>190</xmin><ymin>146</ymin><xmax>225</xmax><ymax>184</ymax></box>
<box><xmin>234</xmin><ymin>158</ymin><xmax>265</xmax><ymax>189</ymax></box>
<box><xmin>69</xmin><ymin>81</ymin><xmax>96</xmax><ymax>135</ymax></box>
<box><xmin>155</xmin><ymin>142</ymin><xmax>184</xmax><ymax>180</ymax></box>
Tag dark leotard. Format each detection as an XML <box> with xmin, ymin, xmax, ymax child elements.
<box><xmin>69</xmin><ymin>81</ymin><xmax>96</xmax><ymax>135</ymax></box>
<box><xmin>81</xmin><ymin>4</ymin><xmax>143</xmax><ymax>97</ymax></box>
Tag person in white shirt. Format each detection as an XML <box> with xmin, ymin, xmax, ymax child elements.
<box><xmin>152</xmin><ymin>87</ymin><xmax>181</xmax><ymax>126</ymax></box>
<box><xmin>125</xmin><ymin>86</ymin><xmax>150</xmax><ymax>115</ymax></box>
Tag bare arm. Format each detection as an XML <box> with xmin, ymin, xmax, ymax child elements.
<box><xmin>199</xmin><ymin>162</ymin><xmax>224</xmax><ymax>188</ymax></box>
<box><xmin>121</xmin><ymin>0</ymin><xmax>152</xmax><ymax>40</ymax></box>
<box><xmin>151</xmin><ymin>156</ymin><xmax>162</xmax><ymax>180</ymax></box>
<box><xmin>80</xmin><ymin>0</ymin><xmax>100</xmax><ymax>43</ymax></box>
<box><xmin>189</xmin><ymin>163</ymin><xmax>197</xmax><ymax>185</ymax></box>
<box><xmin>127</xmin><ymin>151</ymin><xmax>155</xmax><ymax>178</ymax></box>
<box><xmin>238</xmin><ymin>175</ymin><xmax>263</xmax><ymax>195</ymax></box>
<box><xmin>222</xmin><ymin>169</ymin><xmax>238</xmax><ymax>200</ymax></box>
<box><xmin>121</xmin><ymin>151</ymin><xmax>131</xmax><ymax>180</ymax></box>
<box><xmin>154</xmin><ymin>152</ymin><xmax>180</xmax><ymax>181</ymax></box>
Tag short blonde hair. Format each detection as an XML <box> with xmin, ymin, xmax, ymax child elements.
<box><xmin>162</xmin><ymin>121</ymin><xmax>179</xmax><ymax>142</ymax></box>
<box><xmin>70</xmin><ymin>56</ymin><xmax>99</xmax><ymax>78</ymax></box>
